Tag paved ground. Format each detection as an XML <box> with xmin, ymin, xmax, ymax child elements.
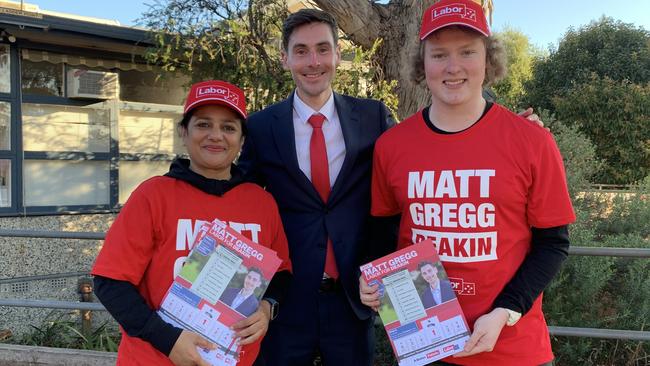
<box><xmin>0</xmin><ymin>344</ymin><xmax>116</xmax><ymax>366</ymax></box>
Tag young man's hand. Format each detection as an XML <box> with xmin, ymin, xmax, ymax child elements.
<box><xmin>359</xmin><ymin>276</ymin><xmax>380</xmax><ymax>312</ymax></box>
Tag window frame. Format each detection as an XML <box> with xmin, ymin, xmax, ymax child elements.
<box><xmin>0</xmin><ymin>42</ymin><xmax>19</xmax><ymax>215</ymax></box>
<box><xmin>0</xmin><ymin>43</ymin><xmax>184</xmax><ymax>217</ymax></box>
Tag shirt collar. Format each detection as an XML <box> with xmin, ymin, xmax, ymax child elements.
<box><xmin>293</xmin><ymin>90</ymin><xmax>336</xmax><ymax>125</ymax></box>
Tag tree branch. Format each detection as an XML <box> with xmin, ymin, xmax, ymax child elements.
<box><xmin>311</xmin><ymin>0</ymin><xmax>384</xmax><ymax>49</ymax></box>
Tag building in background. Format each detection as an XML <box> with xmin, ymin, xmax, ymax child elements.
<box><xmin>0</xmin><ymin>0</ymin><xmax>188</xmax><ymax>337</ymax></box>
<box><xmin>0</xmin><ymin>0</ymin><xmax>188</xmax><ymax>216</ymax></box>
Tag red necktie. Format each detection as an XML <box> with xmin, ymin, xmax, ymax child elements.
<box><xmin>308</xmin><ymin>113</ymin><xmax>338</xmax><ymax>280</ymax></box>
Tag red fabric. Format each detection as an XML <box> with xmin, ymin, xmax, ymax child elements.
<box><xmin>308</xmin><ymin>113</ymin><xmax>338</xmax><ymax>279</ymax></box>
<box><xmin>371</xmin><ymin>104</ymin><xmax>575</xmax><ymax>366</ymax></box>
<box><xmin>91</xmin><ymin>177</ymin><xmax>291</xmax><ymax>366</ymax></box>
<box><xmin>183</xmin><ymin>80</ymin><xmax>247</xmax><ymax>119</ymax></box>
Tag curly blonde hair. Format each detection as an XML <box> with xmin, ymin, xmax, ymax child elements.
<box><xmin>410</xmin><ymin>27</ymin><xmax>507</xmax><ymax>87</ymax></box>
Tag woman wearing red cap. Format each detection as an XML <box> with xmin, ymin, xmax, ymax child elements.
<box><xmin>92</xmin><ymin>80</ymin><xmax>291</xmax><ymax>366</ymax></box>
<box><xmin>361</xmin><ymin>0</ymin><xmax>575</xmax><ymax>365</ymax></box>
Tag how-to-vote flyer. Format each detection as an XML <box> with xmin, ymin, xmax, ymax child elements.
<box><xmin>158</xmin><ymin>219</ymin><xmax>282</xmax><ymax>365</ymax></box>
<box><xmin>360</xmin><ymin>240</ymin><xmax>470</xmax><ymax>366</ymax></box>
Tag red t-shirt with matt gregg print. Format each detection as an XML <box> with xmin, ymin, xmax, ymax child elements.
<box><xmin>92</xmin><ymin>177</ymin><xmax>291</xmax><ymax>366</ymax></box>
<box><xmin>371</xmin><ymin>104</ymin><xmax>575</xmax><ymax>366</ymax></box>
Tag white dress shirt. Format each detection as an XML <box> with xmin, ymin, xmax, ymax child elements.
<box><xmin>293</xmin><ymin>91</ymin><xmax>346</xmax><ymax>188</ymax></box>
<box><xmin>430</xmin><ymin>282</ymin><xmax>442</xmax><ymax>305</ymax></box>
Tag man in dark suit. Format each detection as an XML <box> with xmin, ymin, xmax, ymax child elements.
<box><xmin>417</xmin><ymin>261</ymin><xmax>455</xmax><ymax>308</ymax></box>
<box><xmin>238</xmin><ymin>8</ymin><xmax>394</xmax><ymax>366</ymax></box>
<box><xmin>219</xmin><ymin>268</ymin><xmax>263</xmax><ymax>317</ymax></box>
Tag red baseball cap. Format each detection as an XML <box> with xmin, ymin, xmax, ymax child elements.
<box><xmin>419</xmin><ymin>0</ymin><xmax>490</xmax><ymax>40</ymax></box>
<box><xmin>183</xmin><ymin>80</ymin><xmax>247</xmax><ymax>119</ymax></box>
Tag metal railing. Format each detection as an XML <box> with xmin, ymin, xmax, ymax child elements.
<box><xmin>1</xmin><ymin>229</ymin><xmax>649</xmax><ymax>341</ymax></box>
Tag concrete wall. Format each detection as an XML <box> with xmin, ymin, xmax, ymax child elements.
<box><xmin>0</xmin><ymin>213</ymin><xmax>117</xmax><ymax>337</ymax></box>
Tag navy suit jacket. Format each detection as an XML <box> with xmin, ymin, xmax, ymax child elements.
<box><xmin>220</xmin><ymin>287</ymin><xmax>259</xmax><ymax>317</ymax></box>
<box><xmin>420</xmin><ymin>280</ymin><xmax>456</xmax><ymax>308</ymax></box>
<box><xmin>238</xmin><ymin>92</ymin><xmax>394</xmax><ymax>324</ymax></box>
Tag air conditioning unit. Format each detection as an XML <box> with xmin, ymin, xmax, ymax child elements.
<box><xmin>66</xmin><ymin>68</ymin><xmax>119</xmax><ymax>99</ymax></box>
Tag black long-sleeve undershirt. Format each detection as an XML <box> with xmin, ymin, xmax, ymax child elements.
<box><xmin>94</xmin><ymin>270</ymin><xmax>292</xmax><ymax>356</ymax></box>
<box><xmin>368</xmin><ymin>216</ymin><xmax>570</xmax><ymax>315</ymax></box>
<box><xmin>93</xmin><ymin>276</ymin><xmax>182</xmax><ymax>356</ymax></box>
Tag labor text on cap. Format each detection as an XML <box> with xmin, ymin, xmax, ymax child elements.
<box><xmin>432</xmin><ymin>3</ymin><xmax>477</xmax><ymax>23</ymax></box>
<box><xmin>196</xmin><ymin>85</ymin><xmax>240</xmax><ymax>105</ymax></box>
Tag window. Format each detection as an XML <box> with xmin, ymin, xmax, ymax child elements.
<box><xmin>0</xmin><ymin>44</ymin><xmax>10</xmax><ymax>93</ymax></box>
<box><xmin>22</xmin><ymin>103</ymin><xmax>112</xmax><ymax>208</ymax></box>
<box><xmin>118</xmin><ymin>104</ymin><xmax>183</xmax><ymax>204</ymax></box>
<box><xmin>118</xmin><ymin>160</ymin><xmax>170</xmax><ymax>203</ymax></box>
<box><xmin>0</xmin><ymin>160</ymin><xmax>10</xmax><ymax>207</ymax></box>
<box><xmin>120</xmin><ymin>69</ymin><xmax>188</xmax><ymax>105</ymax></box>
<box><xmin>22</xmin><ymin>103</ymin><xmax>110</xmax><ymax>153</ymax></box>
<box><xmin>118</xmin><ymin>109</ymin><xmax>183</xmax><ymax>155</ymax></box>
<box><xmin>0</xmin><ymin>101</ymin><xmax>9</xmax><ymax>150</ymax></box>
<box><xmin>0</xmin><ymin>47</ymin><xmax>189</xmax><ymax>215</ymax></box>
<box><xmin>21</xmin><ymin>59</ymin><xmax>63</xmax><ymax>97</ymax></box>
<box><xmin>24</xmin><ymin>160</ymin><xmax>109</xmax><ymax>206</ymax></box>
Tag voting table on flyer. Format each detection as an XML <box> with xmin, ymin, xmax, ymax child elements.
<box><xmin>360</xmin><ymin>240</ymin><xmax>471</xmax><ymax>366</ymax></box>
<box><xmin>158</xmin><ymin>218</ymin><xmax>282</xmax><ymax>366</ymax></box>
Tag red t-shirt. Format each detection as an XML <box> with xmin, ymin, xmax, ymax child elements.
<box><xmin>371</xmin><ymin>104</ymin><xmax>575</xmax><ymax>366</ymax></box>
<box><xmin>92</xmin><ymin>176</ymin><xmax>291</xmax><ymax>366</ymax></box>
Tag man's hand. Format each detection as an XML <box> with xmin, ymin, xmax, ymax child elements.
<box><xmin>518</xmin><ymin>107</ymin><xmax>547</xmax><ymax>130</ymax></box>
<box><xmin>359</xmin><ymin>276</ymin><xmax>380</xmax><ymax>312</ymax></box>
<box><xmin>169</xmin><ymin>330</ymin><xmax>215</xmax><ymax>366</ymax></box>
<box><xmin>453</xmin><ymin>307</ymin><xmax>509</xmax><ymax>358</ymax></box>
<box><xmin>232</xmin><ymin>300</ymin><xmax>271</xmax><ymax>346</ymax></box>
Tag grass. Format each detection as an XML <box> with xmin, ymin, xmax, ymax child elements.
<box><xmin>4</xmin><ymin>312</ymin><xmax>120</xmax><ymax>352</ymax></box>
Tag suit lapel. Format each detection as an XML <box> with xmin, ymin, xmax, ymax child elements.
<box><xmin>329</xmin><ymin>93</ymin><xmax>360</xmax><ymax>205</ymax></box>
<box><xmin>271</xmin><ymin>94</ymin><xmax>322</xmax><ymax>200</ymax></box>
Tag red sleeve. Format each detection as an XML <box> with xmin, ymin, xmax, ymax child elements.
<box><xmin>91</xmin><ymin>182</ymin><xmax>159</xmax><ymax>285</ymax></box>
<box><xmin>526</xmin><ymin>132</ymin><xmax>576</xmax><ymax>228</ymax></box>
<box><xmin>371</xmin><ymin>138</ymin><xmax>400</xmax><ymax>217</ymax></box>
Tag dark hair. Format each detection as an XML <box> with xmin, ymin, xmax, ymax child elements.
<box><xmin>247</xmin><ymin>266</ymin><xmax>264</xmax><ymax>280</ymax></box>
<box><xmin>410</xmin><ymin>26</ymin><xmax>507</xmax><ymax>87</ymax></box>
<box><xmin>282</xmin><ymin>9</ymin><xmax>338</xmax><ymax>51</ymax></box>
<box><xmin>417</xmin><ymin>261</ymin><xmax>437</xmax><ymax>272</ymax></box>
<box><xmin>177</xmin><ymin>109</ymin><xmax>247</xmax><ymax>136</ymax></box>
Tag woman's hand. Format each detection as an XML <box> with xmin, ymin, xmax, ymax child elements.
<box><xmin>232</xmin><ymin>300</ymin><xmax>271</xmax><ymax>346</ymax></box>
<box><xmin>169</xmin><ymin>330</ymin><xmax>215</xmax><ymax>366</ymax></box>
<box><xmin>453</xmin><ymin>307</ymin><xmax>509</xmax><ymax>358</ymax></box>
<box><xmin>519</xmin><ymin>107</ymin><xmax>549</xmax><ymax>131</ymax></box>
<box><xmin>359</xmin><ymin>276</ymin><xmax>380</xmax><ymax>312</ymax></box>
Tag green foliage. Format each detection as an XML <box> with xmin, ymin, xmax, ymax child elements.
<box><xmin>492</xmin><ymin>28</ymin><xmax>536</xmax><ymax>110</ymax></box>
<box><xmin>333</xmin><ymin>39</ymin><xmax>399</xmax><ymax>117</ymax></box>
<box><xmin>522</xmin><ymin>17</ymin><xmax>650</xmax><ymax>184</ymax></box>
<box><xmin>525</xmin><ymin>17</ymin><xmax>650</xmax><ymax>111</ymax></box>
<box><xmin>544</xmin><ymin>111</ymin><xmax>603</xmax><ymax>198</ymax></box>
<box><xmin>552</xmin><ymin>76</ymin><xmax>650</xmax><ymax>184</ymax></box>
<box><xmin>142</xmin><ymin>0</ymin><xmax>293</xmax><ymax>111</ymax></box>
<box><xmin>544</xmin><ymin>179</ymin><xmax>650</xmax><ymax>366</ymax></box>
<box><xmin>9</xmin><ymin>313</ymin><xmax>120</xmax><ymax>352</ymax></box>
<box><xmin>140</xmin><ymin>0</ymin><xmax>398</xmax><ymax>113</ymax></box>
<box><xmin>597</xmin><ymin>176</ymin><xmax>650</xmax><ymax>237</ymax></box>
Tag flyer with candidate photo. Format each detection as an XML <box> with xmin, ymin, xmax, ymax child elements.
<box><xmin>360</xmin><ymin>240</ymin><xmax>470</xmax><ymax>366</ymax></box>
<box><xmin>158</xmin><ymin>218</ymin><xmax>282</xmax><ymax>365</ymax></box>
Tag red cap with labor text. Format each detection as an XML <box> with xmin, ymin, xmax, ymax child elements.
<box><xmin>419</xmin><ymin>0</ymin><xmax>490</xmax><ymax>40</ymax></box>
<box><xmin>184</xmin><ymin>80</ymin><xmax>247</xmax><ymax>119</ymax></box>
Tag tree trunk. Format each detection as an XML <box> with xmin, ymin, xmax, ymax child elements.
<box><xmin>313</xmin><ymin>0</ymin><xmax>436</xmax><ymax>120</ymax></box>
